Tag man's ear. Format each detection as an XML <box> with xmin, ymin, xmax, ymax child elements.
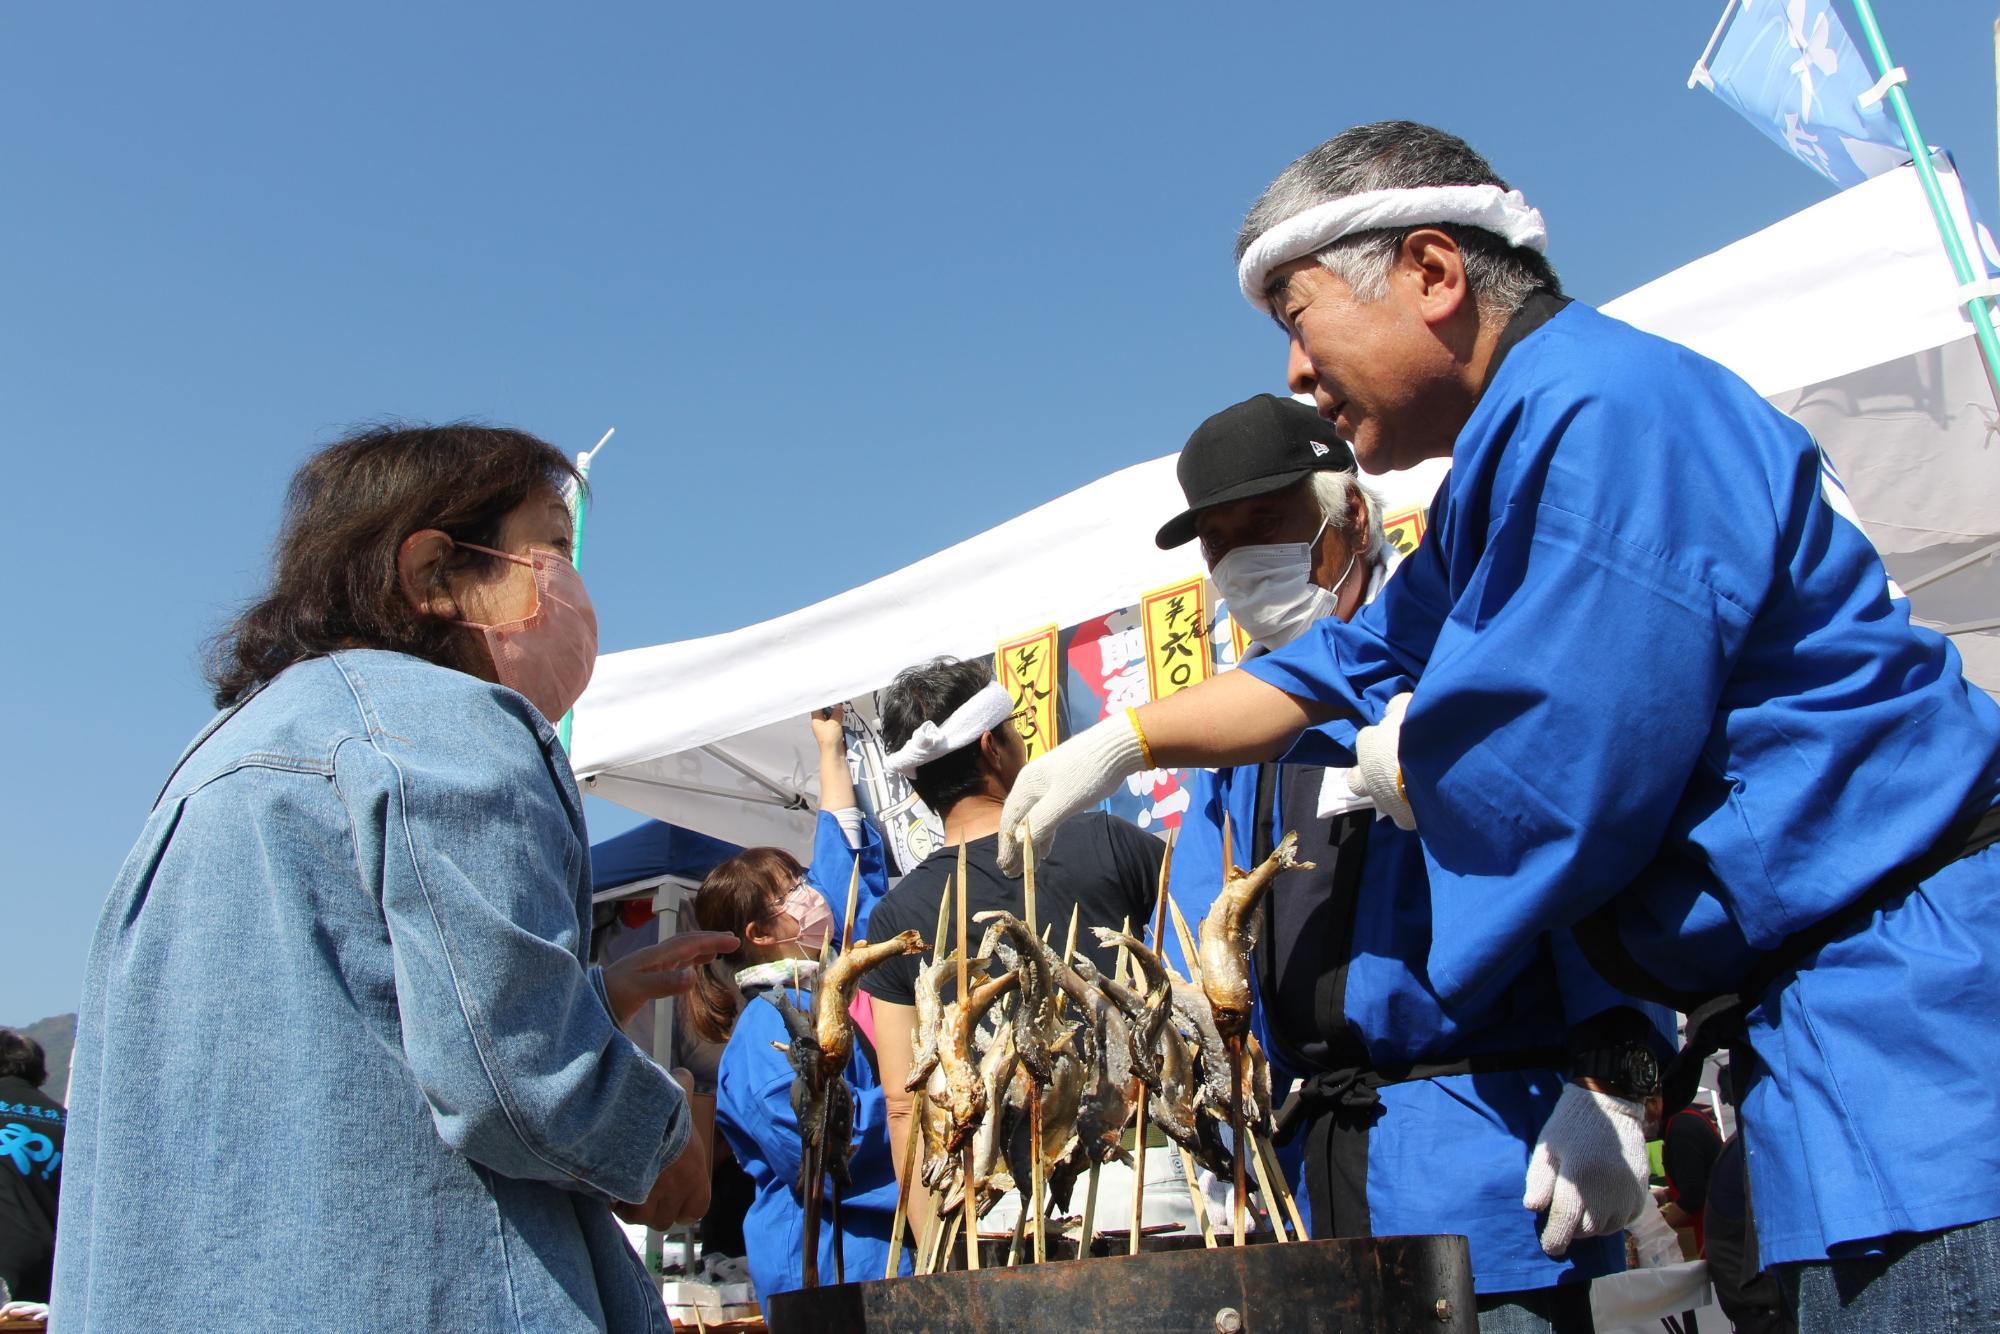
<box><xmin>976</xmin><ymin>729</ymin><xmax>1012</xmax><ymax>790</ymax></box>
<box><xmin>1345</xmin><ymin>480</ymin><xmax>1369</xmax><ymax>545</ymax></box>
<box><xmin>1400</xmin><ymin>227</ymin><xmax>1470</xmax><ymax>327</ymax></box>
<box><xmin>397</xmin><ymin>530</ymin><xmax>460</xmax><ymax>617</ymax></box>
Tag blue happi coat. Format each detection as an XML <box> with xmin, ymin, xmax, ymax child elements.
<box><xmin>1241</xmin><ymin>298</ymin><xmax>2000</xmax><ymax>1265</ymax></box>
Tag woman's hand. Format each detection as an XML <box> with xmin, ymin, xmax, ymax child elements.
<box><xmin>614</xmin><ymin>1126</ymin><xmax>712</xmax><ymax>1229</ymax></box>
<box><xmin>602</xmin><ymin>930</ymin><xmax>740</xmax><ymax>1026</ymax></box>
<box><xmin>808</xmin><ymin>703</ymin><xmax>846</xmax><ymax>751</ymax></box>
<box><xmin>810</xmin><ymin>704</ymin><xmax>861</xmax><ymax>817</ymax></box>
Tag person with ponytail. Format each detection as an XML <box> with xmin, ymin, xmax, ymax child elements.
<box><xmin>698</xmin><ymin>705</ymin><xmax>909</xmax><ymax>1298</ymax></box>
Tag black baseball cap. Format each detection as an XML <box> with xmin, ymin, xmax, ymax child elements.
<box><xmin>1154</xmin><ymin>394</ymin><xmax>1356</xmax><ymax>550</ymax></box>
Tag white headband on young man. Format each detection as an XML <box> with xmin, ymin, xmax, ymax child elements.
<box><xmin>882</xmin><ymin>681</ymin><xmax>1017</xmax><ymax>777</ymax></box>
<box><xmin>1237</xmin><ymin>184</ymin><xmax>1549</xmax><ymax>314</ymax></box>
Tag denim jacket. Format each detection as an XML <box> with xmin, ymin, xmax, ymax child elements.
<box><xmin>52</xmin><ymin>650</ymin><xmax>686</xmax><ymax>1332</ymax></box>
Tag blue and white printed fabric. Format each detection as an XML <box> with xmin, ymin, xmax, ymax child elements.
<box><xmin>1698</xmin><ymin>0</ymin><xmax>1906</xmax><ymax>188</ymax></box>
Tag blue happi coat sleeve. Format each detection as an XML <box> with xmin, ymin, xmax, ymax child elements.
<box><xmin>1245</xmin><ymin>371</ymin><xmax>1763</xmax><ymax>1009</ymax></box>
<box><xmin>806</xmin><ymin>809</ymin><xmax>889</xmax><ymax>947</ymax></box>
<box><xmin>1548</xmin><ymin>929</ymin><xmax>1676</xmax><ymax>1060</ymax></box>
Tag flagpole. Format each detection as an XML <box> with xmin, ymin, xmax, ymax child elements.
<box><xmin>1687</xmin><ymin>0</ymin><xmax>1741</xmax><ymax>90</ymax></box>
<box><xmin>556</xmin><ymin>428</ymin><xmax>614</xmax><ymax>752</ymax></box>
<box><xmin>1847</xmin><ymin>0</ymin><xmax>2000</xmax><ymax>410</ymax></box>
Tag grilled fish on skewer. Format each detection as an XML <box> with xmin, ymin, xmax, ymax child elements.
<box><xmin>1199</xmin><ymin>831</ymin><xmax>1313</xmax><ymax>1037</ymax></box>
<box><xmin>816</xmin><ymin>931</ymin><xmax>926</xmax><ymax>1075</ymax></box>
<box><xmin>1085</xmin><ymin>929</ymin><xmax>1229</xmax><ymax>1175</ymax></box>
<box><xmin>767</xmin><ymin>990</ymin><xmax>857</xmax><ymax>1195</ymax></box>
<box><xmin>966</xmin><ymin>914</ymin><xmax>1140</xmax><ymax>1183</ymax></box>
<box><xmin>975</xmin><ymin>913</ymin><xmax>1063</xmax><ymax>1085</ymax></box>
<box><xmin>1060</xmin><ymin>954</ymin><xmax>1140</xmax><ymax>1171</ymax></box>
<box><xmin>905</xmin><ymin>948</ymin><xmax>965</xmax><ymax>1092</ymax></box>
<box><xmin>971</xmin><ymin>1021</ymin><xmax>1021</xmax><ymax>1205</ymax></box>
<box><xmin>938</xmin><ymin>969</ymin><xmax>1020</xmax><ymax>1154</ymax></box>
<box><xmin>1014</xmin><ymin>1027</ymin><xmax>1087</xmax><ymax>1214</ymax></box>
<box><xmin>1089</xmin><ymin>927</ymin><xmax>1178</xmax><ymax>1089</ymax></box>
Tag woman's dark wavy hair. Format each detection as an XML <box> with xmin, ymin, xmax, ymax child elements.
<box><xmin>207</xmin><ymin>423</ymin><xmax>580</xmax><ymax>708</ymax></box>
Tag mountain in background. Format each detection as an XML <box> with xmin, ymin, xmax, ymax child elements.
<box><xmin>11</xmin><ymin>1012</ymin><xmax>76</xmax><ymax>1101</ymax></box>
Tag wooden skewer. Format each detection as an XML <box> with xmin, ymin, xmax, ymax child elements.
<box><xmin>1113</xmin><ymin>914</ymin><xmax>1146</xmax><ymax>1257</ymax></box>
<box><xmin>1259</xmin><ymin>1123</ymin><xmax>1308</xmax><ymax>1242</ymax></box>
<box><xmin>1228</xmin><ymin>1038</ymin><xmax>1248</xmax><ymax>1249</ymax></box>
<box><xmin>885</xmin><ymin>1106</ymin><xmax>924</xmax><ymax>1278</ymax></box>
<box><xmin>894</xmin><ymin>873</ymin><xmax>955</xmax><ymax>1279</ymax></box>
<box><xmin>1006</xmin><ymin>1208</ymin><xmax>1027</xmax><ymax>1267</ymax></box>
<box><xmin>1021</xmin><ymin>826</ymin><xmax>1047</xmax><ymax>1265</ymax></box>
<box><xmin>1061</xmin><ymin>904</ymin><xmax>1081</xmax><ymax>989</ymax></box>
<box><xmin>840</xmin><ymin>854</ymin><xmax>863</xmax><ymax>953</ymax></box>
<box><xmin>1175</xmin><ymin>1142</ymin><xmax>1219</xmax><ymax>1247</ymax></box>
<box><xmin>1152</xmin><ymin>828</ymin><xmax>1178</xmax><ymax>952</ymax></box>
<box><xmin>917</xmin><ymin>1205</ymin><xmax>945</xmax><ymax>1275</ymax></box>
<box><xmin>801</xmin><ymin>1134</ymin><xmax>824</xmax><ymax>1284</ymax></box>
<box><xmin>1078</xmin><ymin>1153</ymin><xmax>1102</xmax><ymax>1260</ymax></box>
<box><xmin>957</xmin><ymin>840</ymin><xmax>978</xmax><ymax>1274</ymax></box>
<box><xmin>940</xmin><ymin>1210</ymin><xmax>963</xmax><ymax>1273</ymax></box>
<box><xmin>1246</xmin><ymin>1123</ymin><xmax>1287</xmax><ymax>1242</ymax></box>
<box><xmin>933</xmin><ymin>872</ymin><xmax>954</xmax><ymax>962</ymax></box>
<box><xmin>1022</xmin><ymin>826</ymin><xmax>1037</xmax><ymax>935</ymax></box>
<box><xmin>1167</xmin><ymin>896</ymin><xmax>1203</xmax><ymax>986</ymax></box>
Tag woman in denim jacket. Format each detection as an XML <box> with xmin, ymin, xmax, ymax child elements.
<box><xmin>52</xmin><ymin>425</ymin><xmax>735</xmax><ymax>1332</ymax></box>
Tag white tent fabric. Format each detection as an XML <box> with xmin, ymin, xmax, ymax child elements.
<box><xmin>575</xmin><ymin>159</ymin><xmax>1999</xmax><ymax>849</ymax></box>
<box><xmin>1602</xmin><ymin>156</ymin><xmax>2000</xmax><ymax>692</ymax></box>
<box><xmin>573</xmin><ymin>451</ymin><xmax>1446</xmax><ymax>850</ymax></box>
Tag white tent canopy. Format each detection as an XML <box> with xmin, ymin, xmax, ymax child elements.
<box><xmin>574</xmin><ymin>159</ymin><xmax>1999</xmax><ymax>851</ymax></box>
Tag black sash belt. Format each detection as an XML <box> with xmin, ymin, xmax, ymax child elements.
<box><xmin>1577</xmin><ymin>801</ymin><xmax>2000</xmax><ymax>1119</ymax></box>
<box><xmin>1272</xmin><ymin>1046</ymin><xmax>1568</xmax><ymax>1240</ymax></box>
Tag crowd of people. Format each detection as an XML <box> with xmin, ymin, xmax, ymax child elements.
<box><xmin>29</xmin><ymin>120</ymin><xmax>2000</xmax><ymax>1333</ymax></box>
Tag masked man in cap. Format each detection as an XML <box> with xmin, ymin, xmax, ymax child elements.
<box><xmin>1162</xmin><ymin>394</ymin><xmax>1669</xmax><ymax>1332</ymax></box>
<box><xmin>999</xmin><ymin>122</ymin><xmax>2000</xmax><ymax>1329</ymax></box>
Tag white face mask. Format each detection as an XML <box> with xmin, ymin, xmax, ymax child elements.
<box><xmin>1211</xmin><ymin>518</ymin><xmax>1354</xmax><ymax>648</ymax></box>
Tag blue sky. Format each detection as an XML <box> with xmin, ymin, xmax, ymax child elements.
<box><xmin>4</xmin><ymin>1</ymin><xmax>1995</xmax><ymax>1024</ymax></box>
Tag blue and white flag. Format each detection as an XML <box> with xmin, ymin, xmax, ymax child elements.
<box><xmin>1693</xmin><ymin>0</ymin><xmax>1909</xmax><ymax>188</ymax></box>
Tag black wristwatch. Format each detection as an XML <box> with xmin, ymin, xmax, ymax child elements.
<box><xmin>1569</xmin><ymin>1042</ymin><xmax>1661</xmax><ymax>1100</ymax></box>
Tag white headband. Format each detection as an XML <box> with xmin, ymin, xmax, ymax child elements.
<box><xmin>882</xmin><ymin>681</ymin><xmax>1016</xmax><ymax>777</ymax></box>
<box><xmin>1237</xmin><ymin>184</ymin><xmax>1548</xmax><ymax>313</ymax></box>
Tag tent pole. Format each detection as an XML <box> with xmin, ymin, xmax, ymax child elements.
<box><xmin>557</xmin><ymin>429</ymin><xmax>615</xmax><ymax>753</ymax></box>
<box><xmin>1847</xmin><ymin>0</ymin><xmax>2000</xmax><ymax>411</ymax></box>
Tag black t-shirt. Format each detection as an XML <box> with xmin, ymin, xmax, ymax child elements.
<box><xmin>0</xmin><ymin>1075</ymin><xmax>65</xmax><ymax>1303</ymax></box>
<box><xmin>860</xmin><ymin>811</ymin><xmax>1165</xmax><ymax>1008</ymax></box>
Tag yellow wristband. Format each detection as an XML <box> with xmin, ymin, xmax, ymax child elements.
<box><xmin>1126</xmin><ymin>707</ymin><xmax>1156</xmax><ymax>771</ymax></box>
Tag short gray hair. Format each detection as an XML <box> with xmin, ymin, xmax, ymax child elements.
<box><xmin>1237</xmin><ymin>121</ymin><xmax>1561</xmax><ymax>324</ymax></box>
<box><xmin>1310</xmin><ymin>471</ymin><xmax>1386</xmax><ymax>567</ymax></box>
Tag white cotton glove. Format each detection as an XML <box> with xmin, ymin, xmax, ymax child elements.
<box><xmin>1344</xmin><ymin>691</ymin><xmax>1417</xmax><ymax>831</ymax></box>
<box><xmin>1522</xmin><ymin>1083</ymin><xmax>1651</xmax><ymax>1258</ymax></box>
<box><xmin>996</xmin><ymin>712</ymin><xmax>1146</xmax><ymax>875</ymax></box>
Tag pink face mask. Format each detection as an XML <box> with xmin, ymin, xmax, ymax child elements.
<box><xmin>771</xmin><ymin>884</ymin><xmax>835</xmax><ymax>953</ymax></box>
<box><xmin>454</xmin><ymin>543</ymin><xmax>599</xmax><ymax>725</ymax></box>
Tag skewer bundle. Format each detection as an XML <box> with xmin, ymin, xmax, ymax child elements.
<box><xmin>876</xmin><ymin>823</ymin><xmax>1309</xmax><ymax>1278</ymax></box>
